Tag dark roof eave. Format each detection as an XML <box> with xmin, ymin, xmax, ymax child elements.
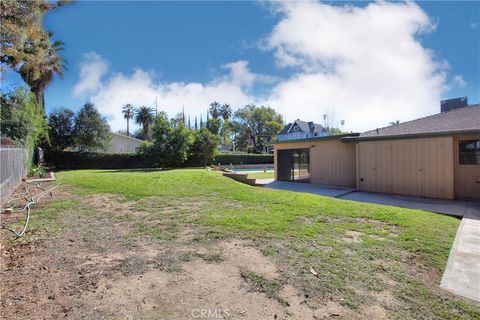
<box><xmin>272</xmin><ymin>133</ymin><xmax>360</xmax><ymax>145</ymax></box>
<box><xmin>358</xmin><ymin>129</ymin><xmax>480</xmax><ymax>141</ymax></box>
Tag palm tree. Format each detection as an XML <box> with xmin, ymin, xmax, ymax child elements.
<box><xmin>220</xmin><ymin>103</ymin><xmax>232</xmax><ymax>120</ymax></box>
<box><xmin>122</xmin><ymin>104</ymin><xmax>134</xmax><ymax>136</ymax></box>
<box><xmin>389</xmin><ymin>120</ymin><xmax>400</xmax><ymax>126</ymax></box>
<box><xmin>134</xmin><ymin>106</ymin><xmax>154</xmax><ymax>139</ymax></box>
<box><xmin>209</xmin><ymin>101</ymin><xmax>221</xmax><ymax>119</ymax></box>
<box><xmin>19</xmin><ymin>32</ymin><xmax>66</xmax><ymax>112</ymax></box>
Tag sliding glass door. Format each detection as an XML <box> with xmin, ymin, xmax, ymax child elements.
<box><xmin>277</xmin><ymin>148</ymin><xmax>310</xmax><ymax>182</ymax></box>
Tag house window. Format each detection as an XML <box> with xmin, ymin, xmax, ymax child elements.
<box><xmin>459</xmin><ymin>140</ymin><xmax>480</xmax><ymax>165</ymax></box>
<box><xmin>291</xmin><ymin>125</ymin><xmax>300</xmax><ymax>132</ymax></box>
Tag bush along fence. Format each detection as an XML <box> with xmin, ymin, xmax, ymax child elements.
<box><xmin>46</xmin><ymin>151</ymin><xmax>274</xmax><ymax>170</ymax></box>
<box><xmin>45</xmin><ymin>151</ymin><xmax>152</xmax><ymax>170</ymax></box>
<box><xmin>212</xmin><ymin>154</ymin><xmax>273</xmax><ymax>166</ymax></box>
<box><xmin>0</xmin><ymin>146</ymin><xmax>29</xmax><ymax>202</ymax></box>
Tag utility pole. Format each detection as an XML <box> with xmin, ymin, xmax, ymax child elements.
<box><xmin>155</xmin><ymin>96</ymin><xmax>158</xmax><ymax>116</ymax></box>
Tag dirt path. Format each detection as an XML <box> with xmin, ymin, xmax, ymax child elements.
<box><xmin>1</xmin><ymin>187</ymin><xmax>357</xmax><ymax>320</ymax></box>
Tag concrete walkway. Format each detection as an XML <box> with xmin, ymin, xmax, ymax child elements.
<box><xmin>262</xmin><ymin>180</ymin><xmax>469</xmax><ymax>217</ymax></box>
<box><xmin>261</xmin><ymin>180</ymin><xmax>355</xmax><ymax>197</ymax></box>
<box><xmin>440</xmin><ymin>202</ymin><xmax>480</xmax><ymax>302</ymax></box>
<box><xmin>339</xmin><ymin>191</ymin><xmax>469</xmax><ymax>217</ymax></box>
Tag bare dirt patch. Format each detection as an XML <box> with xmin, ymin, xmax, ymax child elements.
<box><xmin>1</xmin><ymin>188</ymin><xmax>313</xmax><ymax>319</ymax></box>
<box><xmin>1</xmin><ymin>186</ymin><xmax>448</xmax><ymax>320</ymax></box>
<box><xmin>342</xmin><ymin>230</ymin><xmax>364</xmax><ymax>243</ymax></box>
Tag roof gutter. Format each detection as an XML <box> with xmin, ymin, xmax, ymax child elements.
<box><xmin>272</xmin><ymin>133</ymin><xmax>360</xmax><ymax>145</ymax></box>
<box><xmin>356</xmin><ymin>129</ymin><xmax>480</xmax><ymax>142</ymax></box>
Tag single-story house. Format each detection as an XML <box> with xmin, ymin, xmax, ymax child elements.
<box><xmin>274</xmin><ymin>103</ymin><xmax>480</xmax><ymax>200</ymax></box>
<box><xmin>101</xmin><ymin>132</ymin><xmax>143</xmax><ymax>154</ymax></box>
<box><xmin>278</xmin><ymin>119</ymin><xmax>328</xmax><ymax>141</ymax></box>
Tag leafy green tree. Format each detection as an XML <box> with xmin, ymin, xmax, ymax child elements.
<box><xmin>47</xmin><ymin>107</ymin><xmax>75</xmax><ymax>151</ymax></box>
<box><xmin>189</xmin><ymin>129</ymin><xmax>220</xmax><ymax>167</ymax></box>
<box><xmin>144</xmin><ymin>112</ymin><xmax>194</xmax><ymax>168</ymax></box>
<box><xmin>134</xmin><ymin>106</ymin><xmax>154</xmax><ymax>139</ymax></box>
<box><xmin>220</xmin><ymin>119</ymin><xmax>231</xmax><ymax>144</ymax></box>
<box><xmin>171</xmin><ymin>111</ymin><xmax>186</xmax><ymax>127</ymax></box>
<box><xmin>229</xmin><ymin>120</ymin><xmax>243</xmax><ymax>151</ymax></box>
<box><xmin>122</xmin><ymin>103</ymin><xmax>134</xmax><ymax>136</ymax></box>
<box><xmin>234</xmin><ymin>104</ymin><xmax>283</xmax><ymax>153</ymax></box>
<box><xmin>206</xmin><ymin>118</ymin><xmax>222</xmax><ymax>136</ymax></box>
<box><xmin>74</xmin><ymin>103</ymin><xmax>110</xmax><ymax>152</ymax></box>
<box><xmin>0</xmin><ymin>87</ymin><xmax>47</xmax><ymax>166</ymax></box>
<box><xmin>167</xmin><ymin>124</ymin><xmax>194</xmax><ymax>166</ymax></box>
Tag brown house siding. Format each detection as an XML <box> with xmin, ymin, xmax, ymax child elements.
<box><xmin>357</xmin><ymin>137</ymin><xmax>455</xmax><ymax>199</ymax></box>
<box><xmin>274</xmin><ymin>139</ymin><xmax>356</xmax><ymax>187</ymax></box>
<box><xmin>454</xmin><ymin>134</ymin><xmax>480</xmax><ymax>200</ymax></box>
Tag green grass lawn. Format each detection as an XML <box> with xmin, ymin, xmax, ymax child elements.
<box><xmin>54</xmin><ymin>169</ymin><xmax>478</xmax><ymax>319</ymax></box>
<box><xmin>247</xmin><ymin>171</ymin><xmax>275</xmax><ymax>179</ymax></box>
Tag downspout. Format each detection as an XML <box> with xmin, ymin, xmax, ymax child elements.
<box><xmin>355</xmin><ymin>142</ymin><xmax>360</xmax><ymax>191</ymax></box>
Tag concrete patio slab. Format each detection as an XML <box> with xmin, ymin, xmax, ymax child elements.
<box><xmin>440</xmin><ymin>202</ymin><xmax>480</xmax><ymax>302</ymax></box>
<box><xmin>255</xmin><ymin>178</ymin><xmax>274</xmax><ymax>186</ymax></box>
<box><xmin>262</xmin><ymin>180</ymin><xmax>469</xmax><ymax>217</ymax></box>
<box><xmin>263</xmin><ymin>181</ymin><xmax>355</xmax><ymax>198</ymax></box>
<box><xmin>339</xmin><ymin>192</ymin><xmax>469</xmax><ymax>217</ymax></box>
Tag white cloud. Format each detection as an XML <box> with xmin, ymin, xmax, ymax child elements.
<box><xmin>74</xmin><ymin>1</ymin><xmax>451</xmax><ymax>133</ymax></box>
<box><xmin>451</xmin><ymin>75</ymin><xmax>467</xmax><ymax>88</ymax></box>
<box><xmin>262</xmin><ymin>1</ymin><xmax>447</xmax><ymax>131</ymax></box>
<box><xmin>86</xmin><ymin>60</ymin><xmax>261</xmax><ymax>132</ymax></box>
<box><xmin>220</xmin><ymin>60</ymin><xmax>275</xmax><ymax>88</ymax></box>
<box><xmin>73</xmin><ymin>52</ymin><xmax>108</xmax><ymax>97</ymax></box>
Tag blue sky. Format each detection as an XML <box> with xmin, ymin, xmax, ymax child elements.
<box><xmin>3</xmin><ymin>1</ymin><xmax>479</xmax><ymax>132</ymax></box>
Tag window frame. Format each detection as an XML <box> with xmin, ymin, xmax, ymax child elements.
<box><xmin>459</xmin><ymin>139</ymin><xmax>480</xmax><ymax>165</ymax></box>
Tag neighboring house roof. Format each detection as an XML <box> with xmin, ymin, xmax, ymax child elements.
<box><xmin>359</xmin><ymin>104</ymin><xmax>480</xmax><ymax>140</ymax></box>
<box><xmin>111</xmin><ymin>132</ymin><xmax>144</xmax><ymax>142</ymax></box>
<box><xmin>279</xmin><ymin>120</ymin><xmax>326</xmax><ymax>135</ymax></box>
<box><xmin>273</xmin><ymin>133</ymin><xmax>359</xmax><ymax>145</ymax></box>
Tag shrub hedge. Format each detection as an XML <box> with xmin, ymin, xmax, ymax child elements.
<box><xmin>45</xmin><ymin>151</ymin><xmax>151</xmax><ymax>169</ymax></box>
<box><xmin>212</xmin><ymin>154</ymin><xmax>273</xmax><ymax>165</ymax></box>
<box><xmin>46</xmin><ymin>151</ymin><xmax>274</xmax><ymax>169</ymax></box>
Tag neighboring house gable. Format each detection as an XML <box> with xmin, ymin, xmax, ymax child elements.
<box><xmin>101</xmin><ymin>132</ymin><xmax>143</xmax><ymax>154</ymax></box>
<box><xmin>278</xmin><ymin>119</ymin><xmax>327</xmax><ymax>141</ymax></box>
